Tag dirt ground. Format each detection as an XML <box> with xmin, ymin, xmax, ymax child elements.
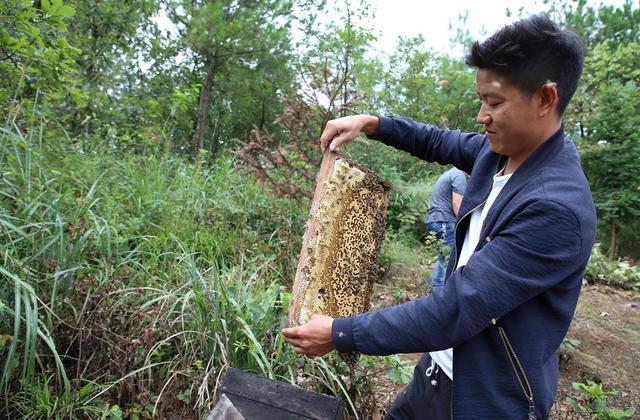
<box><xmin>366</xmin><ymin>263</ymin><xmax>640</xmax><ymax>419</ymax></box>
<box><xmin>551</xmin><ymin>284</ymin><xmax>640</xmax><ymax>418</ymax></box>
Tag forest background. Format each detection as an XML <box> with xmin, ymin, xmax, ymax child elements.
<box><xmin>1</xmin><ymin>0</ymin><xmax>639</xmax><ymax>418</ymax></box>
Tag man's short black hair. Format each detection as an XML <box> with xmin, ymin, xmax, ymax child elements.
<box><xmin>465</xmin><ymin>14</ymin><xmax>584</xmax><ymax>115</ymax></box>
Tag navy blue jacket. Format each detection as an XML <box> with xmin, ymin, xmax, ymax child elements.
<box><xmin>332</xmin><ymin>116</ymin><xmax>597</xmax><ymax>419</ymax></box>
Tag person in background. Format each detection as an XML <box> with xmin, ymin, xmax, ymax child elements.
<box><xmin>424</xmin><ymin>168</ymin><xmax>469</xmax><ymax>288</ymax></box>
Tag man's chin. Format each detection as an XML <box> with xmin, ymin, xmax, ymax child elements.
<box><xmin>487</xmin><ymin>139</ymin><xmax>501</xmax><ymax>154</ymax></box>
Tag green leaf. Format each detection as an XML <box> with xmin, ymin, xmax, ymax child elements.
<box><xmin>106</xmin><ymin>404</ymin><xmax>123</xmax><ymax>420</ymax></box>
<box><xmin>58</xmin><ymin>5</ymin><xmax>76</xmax><ymax>18</ymax></box>
<box><xmin>387</xmin><ymin>365</ymin><xmax>412</xmax><ymax>384</ymax></box>
<box><xmin>0</xmin><ymin>335</ymin><xmax>12</xmax><ymax>350</ymax></box>
<box><xmin>176</xmin><ymin>388</ymin><xmax>191</xmax><ymax>403</ymax></box>
<box><xmin>30</xmin><ymin>27</ymin><xmax>41</xmax><ymax>37</ymax></box>
<box><xmin>567</xmin><ymin>397</ymin><xmax>586</xmax><ymax>413</ymax></box>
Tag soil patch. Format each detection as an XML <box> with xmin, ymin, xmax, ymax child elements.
<box><xmin>551</xmin><ymin>284</ymin><xmax>640</xmax><ymax>418</ymax></box>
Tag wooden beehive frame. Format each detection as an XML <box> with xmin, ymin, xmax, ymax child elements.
<box><xmin>286</xmin><ymin>150</ymin><xmax>390</xmax><ymax>327</ymax></box>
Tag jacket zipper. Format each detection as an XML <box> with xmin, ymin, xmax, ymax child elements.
<box><xmin>448</xmin><ymin>199</ymin><xmax>487</xmax><ymax>418</ymax></box>
<box><xmin>493</xmin><ymin>319</ymin><xmax>537</xmax><ymax>419</ymax></box>
<box><xmin>450</xmin><ymin>157</ymin><xmax>506</xmax><ymax>274</ymax></box>
<box><xmin>448</xmin><ymin>164</ymin><xmax>502</xmax><ymax>417</ymax></box>
<box><xmin>449</xmin><ymin>199</ymin><xmax>487</xmax><ymax>278</ymax></box>
<box><xmin>450</xmin><ymin>387</ymin><xmax>454</xmax><ymax>420</ymax></box>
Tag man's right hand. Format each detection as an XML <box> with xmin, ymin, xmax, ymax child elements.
<box><xmin>320</xmin><ymin>115</ymin><xmax>379</xmax><ymax>153</ymax></box>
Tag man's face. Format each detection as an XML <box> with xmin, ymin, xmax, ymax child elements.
<box><xmin>475</xmin><ymin>69</ymin><xmax>540</xmax><ymax>158</ymax></box>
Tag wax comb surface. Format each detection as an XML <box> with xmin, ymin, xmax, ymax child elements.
<box><xmin>287</xmin><ymin>151</ymin><xmax>390</xmax><ymax>327</ymax></box>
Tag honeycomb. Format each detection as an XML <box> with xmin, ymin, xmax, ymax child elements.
<box><xmin>287</xmin><ymin>152</ymin><xmax>390</xmax><ymax>328</ymax></box>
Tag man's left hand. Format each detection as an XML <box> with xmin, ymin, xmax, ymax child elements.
<box><xmin>281</xmin><ymin>315</ymin><xmax>335</xmax><ymax>357</ymax></box>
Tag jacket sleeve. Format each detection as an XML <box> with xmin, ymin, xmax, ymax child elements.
<box><xmin>367</xmin><ymin>116</ymin><xmax>486</xmax><ymax>174</ymax></box>
<box><xmin>332</xmin><ymin>199</ymin><xmax>585</xmax><ymax>355</ymax></box>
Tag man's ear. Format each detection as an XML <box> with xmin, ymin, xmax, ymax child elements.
<box><xmin>538</xmin><ymin>82</ymin><xmax>559</xmax><ymax>118</ymax></box>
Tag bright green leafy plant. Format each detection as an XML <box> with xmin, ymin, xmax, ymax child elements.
<box><xmin>567</xmin><ymin>380</ymin><xmax>636</xmax><ymax>419</ymax></box>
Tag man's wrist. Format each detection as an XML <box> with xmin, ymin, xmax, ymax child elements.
<box><xmin>361</xmin><ymin>115</ymin><xmax>380</xmax><ymax>136</ymax></box>
<box><xmin>332</xmin><ymin>317</ymin><xmax>357</xmax><ymax>352</ymax></box>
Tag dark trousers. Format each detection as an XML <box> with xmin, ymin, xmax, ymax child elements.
<box><xmin>385</xmin><ymin>354</ymin><xmax>452</xmax><ymax>420</ymax></box>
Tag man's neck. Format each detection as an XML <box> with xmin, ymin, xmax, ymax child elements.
<box><xmin>504</xmin><ymin>121</ymin><xmax>561</xmax><ymax>175</ymax></box>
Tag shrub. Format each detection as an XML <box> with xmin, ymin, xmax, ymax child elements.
<box><xmin>584</xmin><ymin>245</ymin><xmax>640</xmax><ymax>289</ymax></box>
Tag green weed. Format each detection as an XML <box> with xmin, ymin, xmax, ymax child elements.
<box><xmin>567</xmin><ymin>380</ymin><xmax>636</xmax><ymax>419</ymax></box>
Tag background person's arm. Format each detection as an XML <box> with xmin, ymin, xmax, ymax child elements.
<box><xmin>452</xmin><ymin>192</ymin><xmax>463</xmax><ymax>216</ymax></box>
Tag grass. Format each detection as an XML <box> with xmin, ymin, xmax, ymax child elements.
<box><xmin>1</xmin><ymin>114</ymin><xmax>400</xmax><ymax>418</ymax></box>
<box><xmin>0</xmin><ymin>114</ymin><xmax>313</xmax><ymax>416</ymax></box>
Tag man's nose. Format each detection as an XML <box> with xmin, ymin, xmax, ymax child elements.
<box><xmin>476</xmin><ymin>104</ymin><xmax>491</xmax><ymax>125</ymax></box>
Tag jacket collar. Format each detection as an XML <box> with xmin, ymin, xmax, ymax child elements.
<box><xmin>490</xmin><ymin>126</ymin><xmax>565</xmax><ymax>205</ymax></box>
<box><xmin>458</xmin><ymin>126</ymin><xmax>566</xmax><ymax>221</ymax></box>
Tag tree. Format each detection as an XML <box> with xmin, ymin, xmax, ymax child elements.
<box><xmin>548</xmin><ymin>0</ymin><xmax>639</xmax><ymax>48</ymax></box>
<box><xmin>164</xmin><ymin>0</ymin><xmax>295</xmax><ymax>155</ymax></box>
<box><xmin>63</xmin><ymin>0</ymin><xmax>159</xmax><ymax>142</ymax></box>
<box><xmin>0</xmin><ymin>0</ymin><xmax>78</xmax><ymax>126</ymax></box>
<box><xmin>550</xmin><ymin>0</ymin><xmax>640</xmax><ymax>258</ymax></box>
<box><xmin>375</xmin><ymin>35</ymin><xmax>477</xmax><ymax>131</ymax></box>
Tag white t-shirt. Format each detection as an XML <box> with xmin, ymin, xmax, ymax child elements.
<box><xmin>430</xmin><ymin>169</ymin><xmax>512</xmax><ymax>380</ymax></box>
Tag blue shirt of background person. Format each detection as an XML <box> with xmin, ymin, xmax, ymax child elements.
<box><xmin>424</xmin><ymin>168</ymin><xmax>469</xmax><ymax>288</ymax></box>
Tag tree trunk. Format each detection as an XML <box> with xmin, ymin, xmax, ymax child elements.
<box><xmin>209</xmin><ymin>114</ymin><xmax>219</xmax><ymax>155</ymax></box>
<box><xmin>259</xmin><ymin>96</ymin><xmax>266</xmax><ymax>131</ymax></box>
<box><xmin>194</xmin><ymin>56</ymin><xmax>216</xmax><ymax>154</ymax></box>
<box><xmin>610</xmin><ymin>220</ymin><xmax>618</xmax><ymax>259</ymax></box>
<box><xmin>340</xmin><ymin>5</ymin><xmax>351</xmax><ymax>118</ymax></box>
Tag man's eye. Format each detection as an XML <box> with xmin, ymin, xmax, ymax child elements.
<box><xmin>489</xmin><ymin>102</ymin><xmax>502</xmax><ymax>107</ymax></box>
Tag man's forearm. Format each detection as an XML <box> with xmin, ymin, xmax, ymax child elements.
<box><xmin>367</xmin><ymin>116</ymin><xmax>482</xmax><ymax>173</ymax></box>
